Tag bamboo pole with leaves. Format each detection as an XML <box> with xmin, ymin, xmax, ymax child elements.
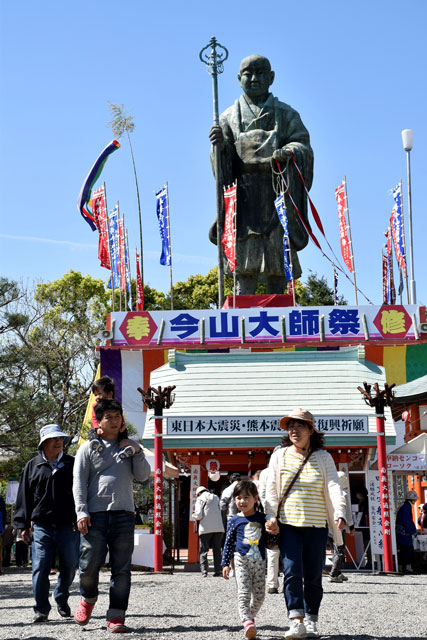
<box><xmin>107</xmin><ymin>102</ymin><xmax>144</xmax><ymax>291</ymax></box>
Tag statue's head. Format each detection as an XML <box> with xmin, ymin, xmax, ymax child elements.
<box><xmin>238</xmin><ymin>55</ymin><xmax>274</xmax><ymax>100</ymax></box>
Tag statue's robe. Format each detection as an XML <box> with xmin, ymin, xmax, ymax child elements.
<box><xmin>210</xmin><ymin>93</ymin><xmax>313</xmax><ymax>281</ymax></box>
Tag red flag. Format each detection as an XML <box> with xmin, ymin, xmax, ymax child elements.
<box><xmin>222</xmin><ymin>185</ymin><xmax>237</xmax><ymax>272</ymax></box>
<box><xmin>136</xmin><ymin>249</ymin><xmax>144</xmax><ymax>311</ymax></box>
<box><xmin>382</xmin><ymin>251</ymin><xmax>388</xmax><ymax>303</ymax></box>
<box><xmin>390</xmin><ymin>205</ymin><xmax>407</xmax><ymax>277</ymax></box>
<box><xmin>92</xmin><ymin>187</ymin><xmax>110</xmax><ymax>269</ymax></box>
<box><xmin>118</xmin><ymin>218</ymin><xmax>126</xmax><ymax>291</ymax></box>
<box><xmin>335</xmin><ymin>182</ymin><xmax>353</xmax><ymax>273</ymax></box>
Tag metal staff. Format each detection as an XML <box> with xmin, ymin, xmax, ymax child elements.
<box><xmin>199</xmin><ymin>36</ymin><xmax>228</xmax><ymax>308</ymax></box>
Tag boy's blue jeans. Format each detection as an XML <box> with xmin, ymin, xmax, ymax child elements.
<box><xmin>32</xmin><ymin>523</ymin><xmax>79</xmax><ymax>615</ymax></box>
<box><xmin>79</xmin><ymin>510</ymin><xmax>135</xmax><ymax>621</ymax></box>
<box><xmin>279</xmin><ymin>523</ymin><xmax>328</xmax><ymax>622</ymax></box>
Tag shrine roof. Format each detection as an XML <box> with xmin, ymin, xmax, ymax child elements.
<box><xmin>142</xmin><ymin>345</ymin><xmax>395</xmax><ymax>447</ymax></box>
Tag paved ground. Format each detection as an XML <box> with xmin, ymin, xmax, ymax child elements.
<box><xmin>0</xmin><ymin>565</ymin><xmax>426</xmax><ymax>640</ymax></box>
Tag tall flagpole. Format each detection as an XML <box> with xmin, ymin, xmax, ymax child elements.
<box><xmin>122</xmin><ymin>213</ymin><xmax>128</xmax><ymax>311</ymax></box>
<box><xmin>103</xmin><ymin>182</ymin><xmax>115</xmax><ymax>312</ymax></box>
<box><xmin>344</xmin><ymin>177</ymin><xmax>358</xmax><ymax>305</ymax></box>
<box><xmin>165</xmin><ymin>182</ymin><xmax>174</xmax><ymax>310</ymax></box>
<box><xmin>200</xmin><ymin>37</ymin><xmax>228</xmax><ymax>308</ymax></box>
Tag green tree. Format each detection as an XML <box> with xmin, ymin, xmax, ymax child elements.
<box><xmin>0</xmin><ymin>271</ymin><xmax>110</xmax><ymax>479</ymax></box>
<box><xmin>295</xmin><ymin>271</ymin><xmax>346</xmax><ymax>306</ymax></box>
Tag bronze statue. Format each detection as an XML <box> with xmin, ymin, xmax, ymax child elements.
<box><xmin>209</xmin><ymin>54</ymin><xmax>313</xmax><ymax>294</ymax></box>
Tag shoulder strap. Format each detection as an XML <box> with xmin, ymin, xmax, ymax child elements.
<box><xmin>276</xmin><ymin>449</ymin><xmax>314</xmax><ymax>516</ymax></box>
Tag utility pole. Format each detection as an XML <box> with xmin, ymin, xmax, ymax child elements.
<box><xmin>357</xmin><ymin>381</ymin><xmax>395</xmax><ymax>572</ymax></box>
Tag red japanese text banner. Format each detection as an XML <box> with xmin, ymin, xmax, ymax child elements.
<box><xmin>335</xmin><ymin>182</ymin><xmax>353</xmax><ymax>273</ymax></box>
<box><xmin>92</xmin><ymin>187</ymin><xmax>110</xmax><ymax>270</ymax></box>
<box><xmin>136</xmin><ymin>249</ymin><xmax>144</xmax><ymax>311</ymax></box>
<box><xmin>119</xmin><ymin>218</ymin><xmax>126</xmax><ymax>291</ymax></box>
<box><xmin>222</xmin><ymin>184</ymin><xmax>237</xmax><ymax>272</ymax></box>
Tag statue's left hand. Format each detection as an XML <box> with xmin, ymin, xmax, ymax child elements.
<box><xmin>273</xmin><ymin>148</ymin><xmax>292</xmax><ymax>162</ymax></box>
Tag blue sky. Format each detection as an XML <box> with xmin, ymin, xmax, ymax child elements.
<box><xmin>1</xmin><ymin>0</ymin><xmax>426</xmax><ymax>306</ymax></box>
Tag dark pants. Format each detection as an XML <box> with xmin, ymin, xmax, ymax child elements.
<box><xmin>199</xmin><ymin>531</ymin><xmax>222</xmax><ymax>575</ymax></box>
<box><xmin>79</xmin><ymin>511</ymin><xmax>134</xmax><ymax>621</ymax></box>
<box><xmin>32</xmin><ymin>523</ymin><xmax>79</xmax><ymax>615</ymax></box>
<box><xmin>15</xmin><ymin>540</ymin><xmax>29</xmax><ymax>566</ymax></box>
<box><xmin>279</xmin><ymin>524</ymin><xmax>328</xmax><ymax>621</ymax></box>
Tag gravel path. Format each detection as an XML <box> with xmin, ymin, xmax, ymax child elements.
<box><xmin>1</xmin><ymin>566</ymin><xmax>426</xmax><ymax>640</ymax></box>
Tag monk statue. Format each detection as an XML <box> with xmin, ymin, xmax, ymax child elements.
<box><xmin>209</xmin><ymin>54</ymin><xmax>314</xmax><ymax>294</ymax></box>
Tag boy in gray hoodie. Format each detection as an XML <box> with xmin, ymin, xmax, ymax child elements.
<box><xmin>73</xmin><ymin>399</ymin><xmax>150</xmax><ymax>633</ymax></box>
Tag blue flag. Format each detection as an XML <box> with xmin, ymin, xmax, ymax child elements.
<box><xmin>156</xmin><ymin>186</ymin><xmax>171</xmax><ymax>266</ymax></box>
<box><xmin>274</xmin><ymin>195</ymin><xmax>293</xmax><ymax>282</ymax></box>
<box><xmin>107</xmin><ymin>207</ymin><xmax>120</xmax><ymax>290</ymax></box>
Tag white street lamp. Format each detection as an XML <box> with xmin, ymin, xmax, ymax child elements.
<box><xmin>401</xmin><ymin>129</ymin><xmax>416</xmax><ymax>304</ymax></box>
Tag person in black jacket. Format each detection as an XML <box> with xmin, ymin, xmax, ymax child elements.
<box><xmin>14</xmin><ymin>424</ymin><xmax>79</xmax><ymax>623</ymax></box>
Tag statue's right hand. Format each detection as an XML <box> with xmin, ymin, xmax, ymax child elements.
<box><xmin>209</xmin><ymin>125</ymin><xmax>224</xmax><ymax>146</ymax></box>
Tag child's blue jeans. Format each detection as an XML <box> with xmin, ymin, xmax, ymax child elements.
<box><xmin>79</xmin><ymin>510</ymin><xmax>135</xmax><ymax>620</ymax></box>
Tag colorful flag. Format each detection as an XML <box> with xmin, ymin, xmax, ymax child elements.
<box><xmin>136</xmin><ymin>249</ymin><xmax>144</xmax><ymax>311</ymax></box>
<box><xmin>274</xmin><ymin>194</ymin><xmax>293</xmax><ymax>282</ymax></box>
<box><xmin>335</xmin><ymin>182</ymin><xmax>353</xmax><ymax>273</ymax></box>
<box><xmin>390</xmin><ymin>183</ymin><xmax>407</xmax><ymax>277</ymax></box>
<box><xmin>385</xmin><ymin>228</ymin><xmax>395</xmax><ymax>304</ymax></box>
<box><xmin>107</xmin><ymin>206</ymin><xmax>120</xmax><ymax>290</ymax></box>
<box><xmin>118</xmin><ymin>218</ymin><xmax>126</xmax><ymax>291</ymax></box>
<box><xmin>382</xmin><ymin>251</ymin><xmax>388</xmax><ymax>304</ymax></box>
<box><xmin>77</xmin><ymin>140</ymin><xmax>120</xmax><ymax>230</ymax></box>
<box><xmin>125</xmin><ymin>230</ymin><xmax>132</xmax><ymax>309</ymax></box>
<box><xmin>222</xmin><ymin>184</ymin><xmax>237</xmax><ymax>272</ymax></box>
<box><xmin>155</xmin><ymin>186</ymin><xmax>171</xmax><ymax>266</ymax></box>
<box><xmin>92</xmin><ymin>187</ymin><xmax>110</xmax><ymax>269</ymax></box>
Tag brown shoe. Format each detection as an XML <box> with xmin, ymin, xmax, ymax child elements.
<box><xmin>268</xmin><ymin>587</ymin><xmax>279</xmax><ymax>594</ymax></box>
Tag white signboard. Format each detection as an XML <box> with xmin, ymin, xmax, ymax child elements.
<box><xmin>387</xmin><ymin>453</ymin><xmax>426</xmax><ymax>471</ymax></box>
<box><xmin>110</xmin><ymin>304</ymin><xmax>420</xmax><ymax>347</ymax></box>
<box><xmin>189</xmin><ymin>464</ymin><xmax>200</xmax><ymax>522</ymax></box>
<box><xmin>166</xmin><ymin>415</ymin><xmax>369</xmax><ymax>436</ymax></box>
<box><xmin>367</xmin><ymin>469</ymin><xmax>397</xmax><ymax>556</ymax></box>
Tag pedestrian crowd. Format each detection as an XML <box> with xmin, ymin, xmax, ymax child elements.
<box><xmin>2</xmin><ymin>392</ymin><xmax>426</xmax><ymax>639</ymax></box>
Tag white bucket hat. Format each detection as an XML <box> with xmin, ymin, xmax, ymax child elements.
<box><xmin>38</xmin><ymin>424</ymin><xmax>71</xmax><ymax>450</ymax></box>
<box><xmin>196</xmin><ymin>486</ymin><xmax>208</xmax><ymax>496</ymax></box>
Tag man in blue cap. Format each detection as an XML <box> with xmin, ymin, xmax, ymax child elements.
<box><xmin>14</xmin><ymin>424</ymin><xmax>79</xmax><ymax>623</ymax></box>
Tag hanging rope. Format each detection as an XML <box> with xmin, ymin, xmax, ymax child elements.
<box><xmin>272</xmin><ymin>156</ymin><xmax>373</xmax><ymax>305</ymax></box>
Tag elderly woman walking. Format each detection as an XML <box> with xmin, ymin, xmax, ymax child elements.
<box><xmin>265</xmin><ymin>408</ymin><xmax>346</xmax><ymax>639</ymax></box>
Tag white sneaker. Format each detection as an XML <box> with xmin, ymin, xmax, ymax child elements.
<box><xmin>285</xmin><ymin>620</ymin><xmax>307</xmax><ymax>638</ymax></box>
<box><xmin>305</xmin><ymin>620</ymin><xmax>320</xmax><ymax>638</ymax></box>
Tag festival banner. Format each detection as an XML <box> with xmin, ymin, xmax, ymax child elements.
<box><xmin>222</xmin><ymin>184</ymin><xmax>237</xmax><ymax>272</ymax></box>
<box><xmin>385</xmin><ymin>229</ymin><xmax>395</xmax><ymax>305</ymax></box>
<box><xmin>107</xmin><ymin>206</ymin><xmax>120</xmax><ymax>290</ymax></box>
<box><xmin>390</xmin><ymin>183</ymin><xmax>407</xmax><ymax>277</ymax></box>
<box><xmin>124</xmin><ymin>230</ymin><xmax>132</xmax><ymax>309</ymax></box>
<box><xmin>119</xmin><ymin>218</ymin><xmax>126</xmax><ymax>291</ymax></box>
<box><xmin>382</xmin><ymin>252</ymin><xmax>388</xmax><ymax>304</ymax></box>
<box><xmin>155</xmin><ymin>186</ymin><xmax>171</xmax><ymax>266</ymax></box>
<box><xmin>109</xmin><ymin>304</ymin><xmax>420</xmax><ymax>347</ymax></box>
<box><xmin>335</xmin><ymin>182</ymin><xmax>353</xmax><ymax>273</ymax></box>
<box><xmin>77</xmin><ymin>140</ymin><xmax>120</xmax><ymax>230</ymax></box>
<box><xmin>136</xmin><ymin>249</ymin><xmax>144</xmax><ymax>311</ymax></box>
<box><xmin>92</xmin><ymin>187</ymin><xmax>110</xmax><ymax>269</ymax></box>
<box><xmin>274</xmin><ymin>195</ymin><xmax>293</xmax><ymax>282</ymax></box>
